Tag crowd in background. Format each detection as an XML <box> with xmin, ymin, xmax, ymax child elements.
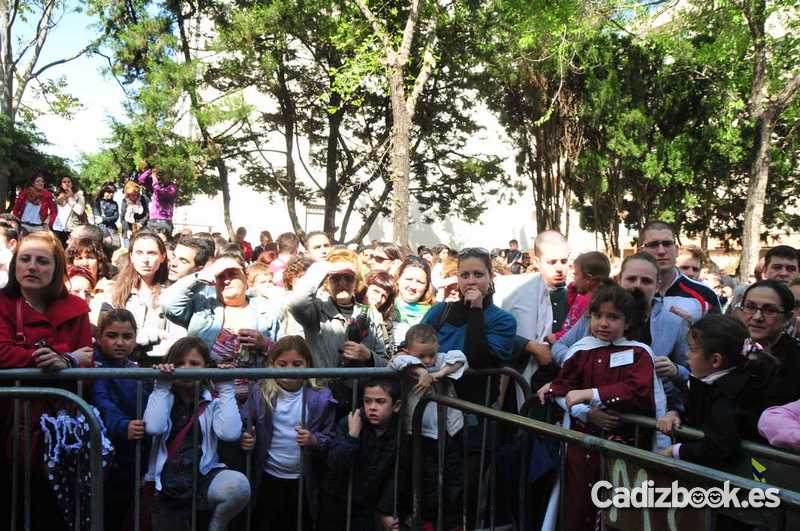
<box><xmin>2</xmin><ymin>171</ymin><xmax>800</xmax><ymax>531</ymax></box>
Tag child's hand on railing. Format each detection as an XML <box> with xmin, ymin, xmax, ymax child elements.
<box><xmin>657</xmin><ymin>410</ymin><xmax>682</xmax><ymax>435</ymax></box>
<box><xmin>240</xmin><ymin>426</ymin><xmax>255</xmax><ymax>452</ymax></box>
<box><xmin>153</xmin><ymin>363</ymin><xmax>175</xmax><ymax>373</ymax></box>
<box><xmin>413</xmin><ymin>368</ymin><xmax>433</xmax><ymax>395</ymax></box>
<box><xmin>295</xmin><ymin>426</ymin><xmax>318</xmax><ymax>447</ymax></box>
<box><xmin>347</xmin><ymin>410</ymin><xmax>362</xmax><ymax>438</ymax></box>
<box><xmin>565</xmin><ymin>388</ymin><xmax>593</xmax><ymax>409</ymax></box>
<box><xmin>536</xmin><ymin>383</ymin><xmax>551</xmax><ymax>405</ymax></box>
<box><xmin>127</xmin><ymin>420</ymin><xmax>146</xmax><ymax>441</ymax></box>
<box><xmin>380</xmin><ymin>514</ymin><xmax>400</xmax><ymax>530</ymax></box>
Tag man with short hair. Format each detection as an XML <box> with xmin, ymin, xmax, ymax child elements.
<box><xmin>0</xmin><ymin>222</ymin><xmax>19</xmax><ymax>288</ymax></box>
<box><xmin>68</xmin><ymin>223</ymin><xmax>104</xmax><ymax>248</ymax></box>
<box><xmin>271</xmin><ymin>232</ymin><xmax>300</xmax><ymax>287</ymax></box>
<box><xmin>506</xmin><ymin>239</ymin><xmax>524</xmax><ymax>274</ymax></box>
<box><xmin>638</xmin><ymin>220</ymin><xmax>720</xmax><ymax>321</ymax></box>
<box><xmin>276</xmin><ymin>232</ymin><xmax>300</xmax><ymax>262</ymax></box>
<box><xmin>305</xmin><ymin>231</ymin><xmax>332</xmax><ymax>261</ymax></box>
<box><xmin>763</xmin><ymin>245</ymin><xmax>799</xmax><ymax>285</ymax></box>
<box><xmin>495</xmin><ymin>231</ymin><xmax>570</xmax><ymax>379</ymax></box>
<box><xmin>677</xmin><ymin>245</ymin><xmax>704</xmax><ymax>280</ymax></box>
<box><xmin>168</xmin><ymin>237</ymin><xmax>213</xmax><ymax>282</ymax></box>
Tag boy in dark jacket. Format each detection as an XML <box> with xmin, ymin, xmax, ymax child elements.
<box><xmin>318</xmin><ymin>378</ymin><xmax>406</xmax><ymax>531</ymax></box>
<box><xmin>89</xmin><ymin>309</ymin><xmax>152</xmax><ymax>529</ymax></box>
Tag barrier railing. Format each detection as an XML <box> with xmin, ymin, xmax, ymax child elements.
<box><xmin>0</xmin><ymin>386</ymin><xmax>105</xmax><ymax>531</ymax></box>
<box><xmin>0</xmin><ymin>366</ymin><xmax>526</xmax><ymax>531</ymax></box>
<box><xmin>411</xmin><ymin>393</ymin><xmax>800</xmax><ymax>531</ymax></box>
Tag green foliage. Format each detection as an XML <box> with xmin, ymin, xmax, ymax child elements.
<box><xmin>0</xmin><ymin>115</ymin><xmax>73</xmax><ymax>193</ymax></box>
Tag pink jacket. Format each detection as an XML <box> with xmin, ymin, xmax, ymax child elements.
<box><xmin>758</xmin><ymin>399</ymin><xmax>800</xmax><ymax>450</ymax></box>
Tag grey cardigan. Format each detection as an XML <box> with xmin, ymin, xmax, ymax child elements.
<box><xmin>286</xmin><ymin>262</ymin><xmax>388</xmax><ymax>369</ymax></box>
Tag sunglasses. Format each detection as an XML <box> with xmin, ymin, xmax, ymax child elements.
<box><xmin>330</xmin><ymin>273</ymin><xmax>356</xmax><ymax>282</ymax></box>
<box><xmin>458</xmin><ymin>247</ymin><xmax>491</xmax><ymax>258</ymax></box>
<box><xmin>642</xmin><ymin>240</ymin><xmax>674</xmax><ymax>250</ymax></box>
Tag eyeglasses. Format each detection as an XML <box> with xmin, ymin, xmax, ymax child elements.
<box><xmin>738</xmin><ymin>301</ymin><xmax>785</xmax><ymax>319</ymax></box>
<box><xmin>643</xmin><ymin>240</ymin><xmax>674</xmax><ymax>250</ymax></box>
<box><xmin>330</xmin><ymin>273</ymin><xmax>356</xmax><ymax>282</ymax></box>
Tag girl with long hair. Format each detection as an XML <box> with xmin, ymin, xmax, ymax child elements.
<box><xmin>243</xmin><ymin>336</ymin><xmax>337</xmax><ymax>531</ymax></box>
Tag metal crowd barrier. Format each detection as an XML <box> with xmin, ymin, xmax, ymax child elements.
<box><xmin>0</xmin><ymin>366</ymin><xmax>528</xmax><ymax>531</ymax></box>
<box><xmin>412</xmin><ymin>394</ymin><xmax>800</xmax><ymax>531</ymax></box>
<box><xmin>613</xmin><ymin>411</ymin><xmax>800</xmax><ymax>501</ymax></box>
<box><xmin>0</xmin><ymin>386</ymin><xmax>105</xmax><ymax>531</ymax></box>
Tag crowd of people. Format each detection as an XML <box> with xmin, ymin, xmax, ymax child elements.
<box><xmin>1</xmin><ymin>172</ymin><xmax>800</xmax><ymax>531</ymax></box>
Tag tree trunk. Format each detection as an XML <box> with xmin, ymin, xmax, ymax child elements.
<box><xmin>216</xmin><ymin>160</ymin><xmax>234</xmax><ymax>239</ymax></box>
<box><xmin>739</xmin><ymin>115</ymin><xmax>775</xmax><ymax>283</ymax></box>
<box><xmin>388</xmin><ymin>60</ymin><xmax>410</xmax><ymax>247</ymax></box>
<box><xmin>323</xmin><ymin>93</ymin><xmax>343</xmax><ymax>236</ymax></box>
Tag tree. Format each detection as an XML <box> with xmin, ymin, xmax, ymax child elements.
<box><xmin>730</xmin><ymin>0</ymin><xmax>800</xmax><ymax>282</ymax></box>
<box><xmin>0</xmin><ymin>0</ymin><xmax>100</xmax><ymax>205</ymax></box>
<box><xmin>353</xmin><ymin>0</ymin><xmax>441</xmax><ymax>247</ymax></box>
<box><xmin>88</xmin><ymin>0</ymin><xmax>254</xmax><ymax>237</ymax></box>
<box><xmin>209</xmin><ymin>0</ymin><xmax>511</xmax><ymax>243</ymax></box>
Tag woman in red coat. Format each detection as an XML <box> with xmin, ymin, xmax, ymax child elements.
<box><xmin>11</xmin><ymin>174</ymin><xmax>57</xmax><ymax>233</ymax></box>
<box><xmin>0</xmin><ymin>230</ymin><xmax>93</xmax><ymax>530</ymax></box>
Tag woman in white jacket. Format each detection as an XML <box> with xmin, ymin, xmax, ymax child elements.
<box><xmin>144</xmin><ymin>337</ymin><xmax>250</xmax><ymax>531</ymax></box>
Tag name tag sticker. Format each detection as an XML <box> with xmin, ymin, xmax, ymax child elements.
<box><xmin>609</xmin><ymin>349</ymin><xmax>634</xmax><ymax>368</ymax></box>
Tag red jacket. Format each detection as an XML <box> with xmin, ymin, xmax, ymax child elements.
<box><xmin>11</xmin><ymin>188</ymin><xmax>57</xmax><ymax>227</ymax></box>
<box><xmin>0</xmin><ymin>292</ymin><xmax>92</xmax><ymax>367</ymax></box>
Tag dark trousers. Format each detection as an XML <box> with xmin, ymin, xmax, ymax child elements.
<box><xmin>317</xmin><ymin>493</ymin><xmax>376</xmax><ymax>531</ymax></box>
<box><xmin>419</xmin><ymin>432</ymin><xmax>463</xmax><ymax>530</ymax></box>
<box><xmin>253</xmin><ymin>473</ymin><xmax>311</xmax><ymax>531</ymax></box>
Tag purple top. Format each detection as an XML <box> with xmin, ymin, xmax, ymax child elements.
<box><xmin>138</xmin><ymin>169</ymin><xmax>178</xmax><ymax>221</ymax></box>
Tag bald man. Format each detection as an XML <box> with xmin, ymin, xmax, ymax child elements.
<box><xmin>494</xmin><ymin>230</ymin><xmax>570</xmax><ymax>387</ymax></box>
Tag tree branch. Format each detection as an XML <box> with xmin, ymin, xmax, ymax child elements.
<box><xmin>768</xmin><ymin>72</ymin><xmax>800</xmax><ymax>118</ymax></box>
<box><xmin>406</xmin><ymin>6</ymin><xmax>438</xmax><ymax>118</ymax></box>
<box><xmin>353</xmin><ymin>0</ymin><xmax>392</xmax><ymax>49</ymax></box>
<box><xmin>12</xmin><ymin>0</ymin><xmax>56</xmax><ymax>112</ymax></box>
<box><xmin>31</xmin><ymin>38</ymin><xmax>99</xmax><ymax>78</ymax></box>
<box><xmin>399</xmin><ymin>0</ymin><xmax>423</xmax><ymax>60</ymax></box>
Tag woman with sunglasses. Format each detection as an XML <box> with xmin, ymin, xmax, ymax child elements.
<box><xmin>392</xmin><ymin>256</ymin><xmax>435</xmax><ymax>348</ymax></box>
<box><xmin>160</xmin><ymin>252</ymin><xmax>281</xmax><ymax>403</ymax></box>
<box><xmin>421</xmin><ymin>248</ymin><xmax>516</xmax><ymax>404</ymax></box>
<box><xmin>737</xmin><ymin>280</ymin><xmax>800</xmax><ymax>407</ymax></box>
<box><xmin>287</xmin><ymin>248</ymin><xmax>388</xmax><ymax>369</ymax></box>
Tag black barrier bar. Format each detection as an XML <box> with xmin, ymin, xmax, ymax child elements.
<box><xmin>0</xmin><ymin>367</ymin><xmax>399</xmax><ymax>380</ymax></box>
<box><xmin>11</xmin><ymin>381</ymin><xmax>20</xmax><ymax>531</ymax></box>
<box><xmin>411</xmin><ymin>392</ymin><xmax>800</xmax><ymax>530</ymax></box>
<box><xmin>134</xmin><ymin>381</ymin><xmax>143</xmax><ymax>531</ymax></box>
<box><xmin>0</xmin><ymin>387</ymin><xmax>105</xmax><ymax>531</ymax></box>
<box><xmin>615</xmin><ymin>412</ymin><xmax>800</xmax><ymax>468</ymax></box>
<box><xmin>23</xmin><ymin>399</ymin><xmax>31</xmax><ymax>531</ymax></box>
<box><xmin>191</xmin><ymin>381</ymin><xmax>200</xmax><ymax>531</ymax></box>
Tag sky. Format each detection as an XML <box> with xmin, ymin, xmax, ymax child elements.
<box><xmin>26</xmin><ymin>7</ymin><xmax>126</xmax><ymax>164</ymax></box>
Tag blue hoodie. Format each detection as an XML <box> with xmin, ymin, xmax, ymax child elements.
<box><xmin>91</xmin><ymin>346</ymin><xmax>151</xmax><ymax>467</ymax></box>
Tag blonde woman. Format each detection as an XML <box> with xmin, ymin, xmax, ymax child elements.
<box><xmin>286</xmin><ymin>248</ymin><xmax>388</xmax><ymax>369</ymax></box>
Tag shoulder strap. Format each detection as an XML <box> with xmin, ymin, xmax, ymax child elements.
<box><xmin>166</xmin><ymin>401</ymin><xmax>209</xmax><ymax>460</ymax></box>
<box><xmin>435</xmin><ymin>302</ymin><xmax>452</xmax><ymax>332</ymax></box>
<box><xmin>14</xmin><ymin>299</ymin><xmax>26</xmax><ymax>345</ymax></box>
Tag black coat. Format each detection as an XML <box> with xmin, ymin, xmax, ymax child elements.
<box><xmin>679</xmin><ymin>365</ymin><xmax>765</xmax><ymax>466</ymax></box>
<box><xmin>93</xmin><ymin>199</ymin><xmax>119</xmax><ymax>231</ymax></box>
<box><xmin>763</xmin><ymin>334</ymin><xmax>800</xmax><ymax>408</ymax></box>
<box><xmin>321</xmin><ymin>411</ymin><xmax>406</xmax><ymax>515</ymax></box>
